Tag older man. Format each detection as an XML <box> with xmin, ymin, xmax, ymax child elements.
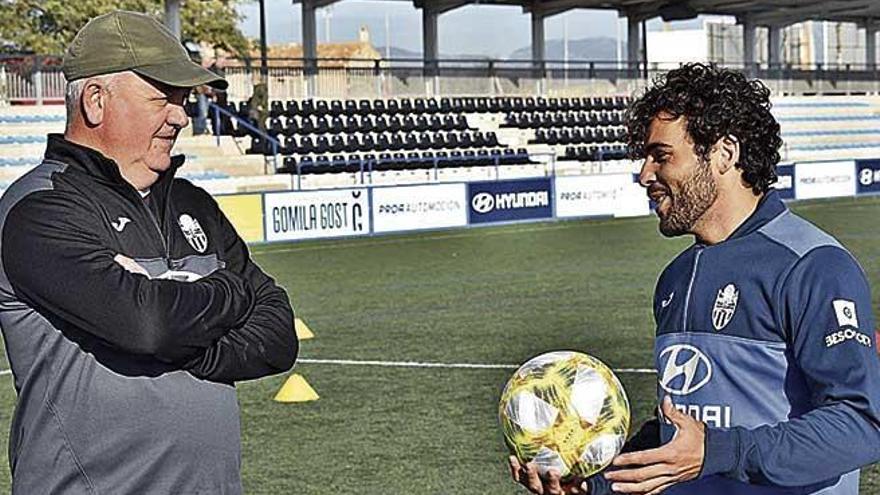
<box><xmin>511</xmin><ymin>64</ymin><xmax>880</xmax><ymax>494</ymax></box>
<box><xmin>0</xmin><ymin>11</ymin><xmax>297</xmax><ymax>494</ymax></box>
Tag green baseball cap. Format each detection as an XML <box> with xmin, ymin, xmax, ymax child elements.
<box><xmin>63</xmin><ymin>10</ymin><xmax>227</xmax><ymax>90</ymax></box>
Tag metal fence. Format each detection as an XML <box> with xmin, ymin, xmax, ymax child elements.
<box><xmin>3</xmin><ymin>55</ymin><xmax>880</xmax><ymax>105</ymax></box>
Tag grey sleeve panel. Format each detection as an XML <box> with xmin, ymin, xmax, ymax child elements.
<box><xmin>757</xmin><ymin>210</ymin><xmax>843</xmax><ymax>258</ymax></box>
<box><xmin>0</xmin><ymin>161</ymin><xmax>67</xmax><ymax>299</ymax></box>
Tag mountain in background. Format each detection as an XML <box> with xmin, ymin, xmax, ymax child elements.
<box><xmin>376</xmin><ymin>45</ymin><xmax>494</xmax><ymax>60</ymax></box>
<box><xmin>373</xmin><ymin>36</ymin><xmax>624</xmax><ymax>61</ymax></box>
<box><xmin>375</xmin><ymin>45</ymin><xmax>420</xmax><ymax>59</ymax></box>
<box><xmin>509</xmin><ymin>36</ymin><xmax>625</xmax><ymax>61</ymax></box>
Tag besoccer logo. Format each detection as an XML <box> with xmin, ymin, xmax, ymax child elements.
<box><xmin>658</xmin><ymin>345</ymin><xmax>712</xmax><ymax>396</ymax></box>
<box><xmin>472</xmin><ymin>192</ymin><xmax>495</xmax><ymax>214</ymax></box>
<box><xmin>826</xmin><ymin>299</ymin><xmax>871</xmax><ymax>348</ymax></box>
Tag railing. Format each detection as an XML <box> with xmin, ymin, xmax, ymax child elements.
<box><xmin>4</xmin><ymin>55</ymin><xmax>880</xmax><ymax>104</ymax></box>
<box><xmin>209</xmin><ymin>102</ymin><xmax>280</xmax><ymax>174</ymax></box>
<box><xmin>0</xmin><ymin>56</ymin><xmax>64</xmax><ymax>104</ymax></box>
<box><xmin>277</xmin><ymin>151</ymin><xmax>558</xmax><ymax>190</ymax></box>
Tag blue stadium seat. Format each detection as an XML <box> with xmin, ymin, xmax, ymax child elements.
<box><xmin>284</xmin><ymin>100</ymin><xmax>300</xmax><ymax>118</ymax></box>
<box><xmin>314</xmin><ymin>155</ymin><xmax>332</xmax><ymax>173</ymax></box>
<box><xmin>343</xmin><ymin>115</ymin><xmax>359</xmax><ymax>134</ymax></box>
<box><xmin>329</xmin><ymin>100</ymin><xmax>344</xmax><ymax>117</ymax></box>
<box><xmin>416</xmin><ymin>115</ymin><xmax>430</xmax><ymax>132</ymax></box>
<box><xmin>301</xmin><ymin>100</ymin><xmax>316</xmax><ymax>116</ymax></box>
<box><xmin>315</xmin><ymin>116</ymin><xmax>330</xmax><ymax>134</ymax></box>
<box><xmin>270</xmin><ymin>101</ymin><xmax>284</xmax><ymax>119</ymax></box>
<box><xmin>300</xmin><ymin>116</ymin><xmax>316</xmax><ymax>135</ymax></box>
<box><xmin>388</xmin><ymin>116</ymin><xmax>402</xmax><ymax>133</ymax></box>
<box><xmin>279</xmin><ymin>156</ymin><xmax>298</xmax><ymax>174</ymax></box>
<box><xmin>315</xmin><ymin>100</ymin><xmax>330</xmax><ymax>117</ymax></box>
<box><xmin>346</xmin><ymin>154</ymin><xmax>363</xmax><ymax>173</ymax></box>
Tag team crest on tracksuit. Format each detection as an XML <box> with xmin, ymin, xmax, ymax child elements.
<box><xmin>712</xmin><ymin>283</ymin><xmax>739</xmax><ymax>331</ymax></box>
<box><xmin>178</xmin><ymin>214</ymin><xmax>208</xmax><ymax>253</ymax></box>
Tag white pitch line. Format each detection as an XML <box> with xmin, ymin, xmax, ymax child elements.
<box><xmin>297</xmin><ymin>358</ymin><xmax>656</xmax><ymax>374</ymax></box>
<box><xmin>0</xmin><ymin>362</ymin><xmax>656</xmax><ymax>376</ymax></box>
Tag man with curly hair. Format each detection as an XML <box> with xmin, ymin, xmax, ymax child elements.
<box><xmin>511</xmin><ymin>63</ymin><xmax>880</xmax><ymax>494</ymax></box>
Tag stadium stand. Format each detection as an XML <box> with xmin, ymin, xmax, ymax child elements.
<box><xmin>770</xmin><ymin>97</ymin><xmax>880</xmax><ymax>161</ymax></box>
<box><xmin>3</xmin><ymin>94</ymin><xmax>880</xmax><ymax>195</ymax></box>
<box><xmin>207</xmin><ymin>95</ymin><xmax>637</xmax><ymax>180</ymax></box>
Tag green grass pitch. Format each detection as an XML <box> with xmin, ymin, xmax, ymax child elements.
<box><xmin>0</xmin><ymin>195</ymin><xmax>878</xmax><ymax>493</ymax></box>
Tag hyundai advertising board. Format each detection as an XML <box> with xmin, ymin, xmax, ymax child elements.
<box><xmin>264</xmin><ymin>188</ymin><xmax>370</xmax><ymax>241</ymax></box>
<box><xmin>373</xmin><ymin>183</ymin><xmax>467</xmax><ymax>233</ymax></box>
<box><xmin>774</xmin><ymin>164</ymin><xmax>796</xmax><ymax>200</ymax></box>
<box><xmin>467</xmin><ymin>178</ymin><xmax>553</xmax><ymax>224</ymax></box>
<box><xmin>856</xmin><ymin>159</ymin><xmax>880</xmax><ymax>195</ymax></box>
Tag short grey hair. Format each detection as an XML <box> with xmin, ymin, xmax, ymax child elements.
<box><xmin>64</xmin><ymin>72</ymin><xmax>123</xmax><ymax>130</ymax></box>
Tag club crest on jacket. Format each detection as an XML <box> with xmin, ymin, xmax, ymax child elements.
<box><xmin>178</xmin><ymin>214</ymin><xmax>208</xmax><ymax>253</ymax></box>
<box><xmin>712</xmin><ymin>283</ymin><xmax>739</xmax><ymax>331</ymax></box>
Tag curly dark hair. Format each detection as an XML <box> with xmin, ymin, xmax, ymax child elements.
<box><xmin>626</xmin><ymin>63</ymin><xmax>783</xmax><ymax>194</ymax></box>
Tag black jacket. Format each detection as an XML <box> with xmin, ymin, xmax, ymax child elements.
<box><xmin>3</xmin><ymin>134</ymin><xmax>297</xmax><ymax>382</ymax></box>
<box><xmin>0</xmin><ymin>134</ymin><xmax>298</xmax><ymax>493</ymax></box>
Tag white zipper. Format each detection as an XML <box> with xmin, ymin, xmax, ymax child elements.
<box><xmin>682</xmin><ymin>246</ymin><xmax>703</xmax><ymax>331</ymax></box>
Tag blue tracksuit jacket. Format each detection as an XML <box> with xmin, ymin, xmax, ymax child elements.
<box><xmin>593</xmin><ymin>190</ymin><xmax>880</xmax><ymax>494</ymax></box>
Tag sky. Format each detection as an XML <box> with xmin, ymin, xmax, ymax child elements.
<box><xmin>236</xmin><ymin>0</ymin><xmax>630</xmax><ymax>59</ymax></box>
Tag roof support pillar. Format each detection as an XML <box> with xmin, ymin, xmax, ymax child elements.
<box><xmin>164</xmin><ymin>0</ymin><xmax>181</xmax><ymax>40</ymax></box>
<box><xmin>422</xmin><ymin>8</ymin><xmax>439</xmax><ymax>94</ymax></box>
<box><xmin>531</xmin><ymin>10</ymin><xmax>545</xmax><ymax>64</ymax></box>
<box><xmin>627</xmin><ymin>15</ymin><xmax>641</xmax><ymax>74</ymax></box>
<box><xmin>423</xmin><ymin>8</ymin><xmax>439</xmax><ymax>70</ymax></box>
<box><xmin>866</xmin><ymin>19</ymin><xmax>877</xmax><ymax>70</ymax></box>
<box><xmin>531</xmin><ymin>9</ymin><xmax>546</xmax><ymax>93</ymax></box>
<box><xmin>768</xmin><ymin>24</ymin><xmax>783</xmax><ymax>69</ymax></box>
<box><xmin>302</xmin><ymin>0</ymin><xmax>318</xmax><ymax>97</ymax></box>
<box><xmin>741</xmin><ymin>16</ymin><xmax>756</xmax><ymax>77</ymax></box>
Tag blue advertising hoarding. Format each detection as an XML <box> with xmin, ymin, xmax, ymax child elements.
<box><xmin>775</xmin><ymin>164</ymin><xmax>796</xmax><ymax>200</ymax></box>
<box><xmin>467</xmin><ymin>178</ymin><xmax>553</xmax><ymax>224</ymax></box>
<box><xmin>857</xmin><ymin>159</ymin><xmax>880</xmax><ymax>195</ymax></box>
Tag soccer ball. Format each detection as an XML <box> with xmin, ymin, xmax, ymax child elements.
<box><xmin>499</xmin><ymin>351</ymin><xmax>630</xmax><ymax>479</ymax></box>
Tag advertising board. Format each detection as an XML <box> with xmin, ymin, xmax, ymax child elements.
<box><xmin>555</xmin><ymin>174</ymin><xmax>649</xmax><ymax>218</ymax></box>
<box><xmin>216</xmin><ymin>194</ymin><xmax>265</xmax><ymax>243</ymax></box>
<box><xmin>467</xmin><ymin>178</ymin><xmax>553</xmax><ymax>224</ymax></box>
<box><xmin>373</xmin><ymin>184</ymin><xmax>467</xmax><ymax>233</ymax></box>
<box><xmin>774</xmin><ymin>164</ymin><xmax>796</xmax><ymax>200</ymax></box>
<box><xmin>856</xmin><ymin>159</ymin><xmax>880</xmax><ymax>195</ymax></box>
<box><xmin>795</xmin><ymin>161</ymin><xmax>855</xmax><ymax>200</ymax></box>
<box><xmin>264</xmin><ymin>188</ymin><xmax>370</xmax><ymax>241</ymax></box>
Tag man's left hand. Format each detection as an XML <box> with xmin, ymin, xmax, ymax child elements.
<box><xmin>603</xmin><ymin>396</ymin><xmax>705</xmax><ymax>495</ymax></box>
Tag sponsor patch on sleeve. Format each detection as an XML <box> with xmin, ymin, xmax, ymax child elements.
<box><xmin>825</xmin><ymin>299</ymin><xmax>871</xmax><ymax>348</ymax></box>
<box><xmin>832</xmin><ymin>299</ymin><xmax>859</xmax><ymax>328</ymax></box>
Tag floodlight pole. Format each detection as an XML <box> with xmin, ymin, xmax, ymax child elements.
<box><xmin>259</xmin><ymin>0</ymin><xmax>269</xmax><ymax>80</ymax></box>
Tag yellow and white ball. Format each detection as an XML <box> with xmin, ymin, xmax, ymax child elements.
<box><xmin>499</xmin><ymin>351</ymin><xmax>630</xmax><ymax>478</ymax></box>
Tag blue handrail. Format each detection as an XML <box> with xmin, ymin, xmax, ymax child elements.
<box><xmin>209</xmin><ymin>102</ymin><xmax>281</xmax><ymax>161</ymax></box>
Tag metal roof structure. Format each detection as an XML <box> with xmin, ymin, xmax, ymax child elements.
<box><xmin>518</xmin><ymin>0</ymin><xmax>880</xmax><ymax>25</ymax></box>
<box><xmin>164</xmin><ymin>0</ymin><xmax>880</xmax><ymax>96</ymax></box>
<box><xmin>351</xmin><ymin>0</ymin><xmax>880</xmax><ymax>25</ymax></box>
